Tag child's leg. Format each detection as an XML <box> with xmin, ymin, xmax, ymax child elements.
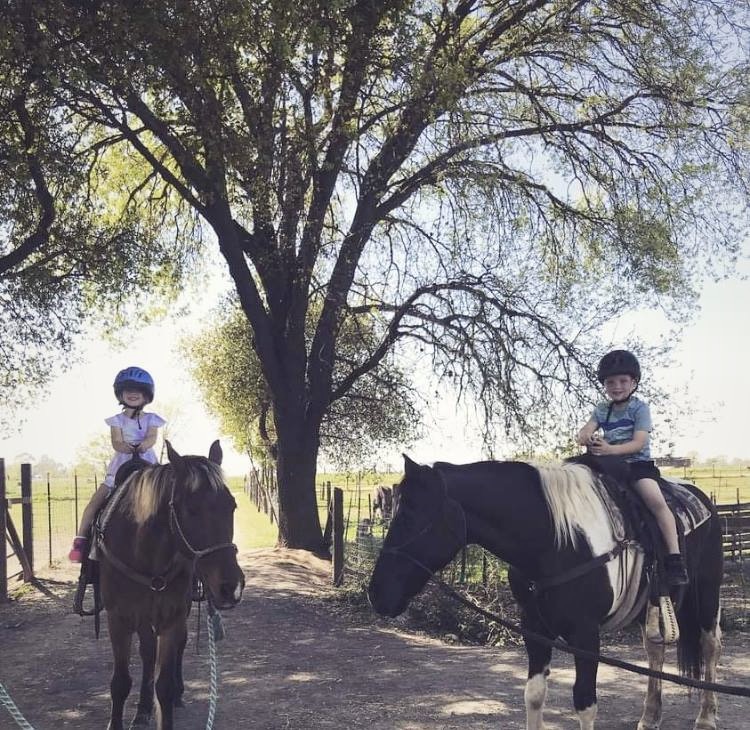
<box><xmin>632</xmin><ymin>477</ymin><xmax>680</xmax><ymax>554</ymax></box>
<box><xmin>76</xmin><ymin>483</ymin><xmax>112</xmax><ymax>537</ymax></box>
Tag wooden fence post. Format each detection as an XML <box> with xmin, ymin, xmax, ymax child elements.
<box><xmin>332</xmin><ymin>487</ymin><xmax>344</xmax><ymax>586</ymax></box>
<box><xmin>0</xmin><ymin>458</ymin><xmax>7</xmax><ymax>602</ymax></box>
<box><xmin>21</xmin><ymin>463</ymin><xmax>33</xmax><ymax>577</ymax></box>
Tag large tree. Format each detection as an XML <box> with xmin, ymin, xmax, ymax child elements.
<box><xmin>2</xmin><ymin>1</ymin><xmax>747</xmax><ymax>550</ymax></box>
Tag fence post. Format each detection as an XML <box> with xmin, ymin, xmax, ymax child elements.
<box><xmin>21</xmin><ymin>463</ymin><xmax>33</xmax><ymax>577</ymax></box>
<box><xmin>0</xmin><ymin>459</ymin><xmax>7</xmax><ymax>602</ymax></box>
<box><xmin>332</xmin><ymin>487</ymin><xmax>344</xmax><ymax>586</ymax></box>
<box><xmin>74</xmin><ymin>470</ymin><xmax>79</xmax><ymax>530</ymax></box>
<box><xmin>46</xmin><ymin>473</ymin><xmax>52</xmax><ymax>567</ymax></box>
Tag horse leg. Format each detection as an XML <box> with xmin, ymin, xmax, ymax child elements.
<box><xmin>522</xmin><ymin>631</ymin><xmax>552</xmax><ymax>730</ymax></box>
<box><xmin>131</xmin><ymin>622</ymin><xmax>156</xmax><ymax>727</ymax></box>
<box><xmin>694</xmin><ymin>610</ymin><xmax>722</xmax><ymax>730</ymax></box>
<box><xmin>106</xmin><ymin>614</ymin><xmax>133</xmax><ymax>730</ymax></box>
<box><xmin>638</xmin><ymin>606</ymin><xmax>665</xmax><ymax>730</ymax></box>
<box><xmin>154</xmin><ymin>623</ymin><xmax>183</xmax><ymax>730</ymax></box>
<box><xmin>173</xmin><ymin>619</ymin><xmax>188</xmax><ymax>707</ymax></box>
<box><xmin>568</xmin><ymin>623</ymin><xmax>600</xmax><ymax>730</ymax></box>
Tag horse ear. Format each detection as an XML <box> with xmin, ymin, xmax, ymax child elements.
<box><xmin>403</xmin><ymin>454</ymin><xmax>419</xmax><ymax>477</ymax></box>
<box><xmin>166</xmin><ymin>440</ymin><xmax>182</xmax><ymax>465</ymax></box>
<box><xmin>208</xmin><ymin>440</ymin><xmax>223</xmax><ymax>465</ymax></box>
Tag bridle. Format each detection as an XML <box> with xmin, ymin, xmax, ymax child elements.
<box><xmin>98</xmin><ymin>483</ymin><xmax>237</xmax><ymax>593</ymax></box>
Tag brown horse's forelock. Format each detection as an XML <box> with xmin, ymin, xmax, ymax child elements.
<box><xmin>122</xmin><ymin>460</ymin><xmax>226</xmax><ymax>525</ymax></box>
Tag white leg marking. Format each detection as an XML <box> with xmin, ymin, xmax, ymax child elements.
<box><xmin>638</xmin><ymin>616</ymin><xmax>665</xmax><ymax>730</ymax></box>
<box><xmin>695</xmin><ymin>612</ymin><xmax>722</xmax><ymax>730</ymax></box>
<box><xmin>577</xmin><ymin>703</ymin><xmax>597</xmax><ymax>729</ymax></box>
<box><xmin>525</xmin><ymin>669</ymin><xmax>549</xmax><ymax>730</ymax></box>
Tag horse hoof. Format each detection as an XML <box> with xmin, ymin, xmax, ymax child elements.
<box><xmin>129</xmin><ymin>713</ymin><xmax>151</xmax><ymax>727</ymax></box>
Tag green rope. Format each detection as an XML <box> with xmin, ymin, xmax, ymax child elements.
<box><xmin>0</xmin><ymin>682</ymin><xmax>35</xmax><ymax>730</ymax></box>
<box><xmin>205</xmin><ymin>608</ymin><xmax>224</xmax><ymax>730</ymax></box>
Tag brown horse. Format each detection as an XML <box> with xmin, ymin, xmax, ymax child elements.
<box><xmin>96</xmin><ymin>440</ymin><xmax>245</xmax><ymax>730</ymax></box>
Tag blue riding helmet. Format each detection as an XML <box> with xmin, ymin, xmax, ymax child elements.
<box><xmin>113</xmin><ymin>366</ymin><xmax>155</xmax><ymax>403</ymax></box>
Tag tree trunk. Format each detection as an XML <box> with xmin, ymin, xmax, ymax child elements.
<box><xmin>274</xmin><ymin>419</ymin><xmax>324</xmax><ymax>552</ymax></box>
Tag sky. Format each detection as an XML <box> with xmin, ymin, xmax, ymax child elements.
<box><xmin>1</xmin><ymin>249</ymin><xmax>749</xmax><ymax>475</ymax></box>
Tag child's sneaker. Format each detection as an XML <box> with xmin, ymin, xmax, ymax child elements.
<box><xmin>664</xmin><ymin>553</ymin><xmax>688</xmax><ymax>586</ymax></box>
<box><xmin>68</xmin><ymin>536</ymin><xmax>89</xmax><ymax>563</ymax></box>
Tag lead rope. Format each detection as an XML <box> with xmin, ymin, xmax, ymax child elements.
<box><xmin>0</xmin><ymin>683</ymin><xmax>35</xmax><ymax>729</ymax></box>
<box><xmin>205</xmin><ymin>604</ymin><xmax>225</xmax><ymax>730</ymax></box>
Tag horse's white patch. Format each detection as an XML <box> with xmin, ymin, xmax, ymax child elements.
<box><xmin>524</xmin><ymin>670</ymin><xmax>548</xmax><ymax>710</ymax></box>
<box><xmin>535</xmin><ymin>464</ymin><xmax>615</xmax><ymax>556</ymax></box>
<box><xmin>577</xmin><ymin>704</ymin><xmax>598</xmax><ymax>729</ymax></box>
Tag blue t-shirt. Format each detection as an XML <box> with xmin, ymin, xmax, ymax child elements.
<box><xmin>592</xmin><ymin>396</ymin><xmax>652</xmax><ymax>462</ymax></box>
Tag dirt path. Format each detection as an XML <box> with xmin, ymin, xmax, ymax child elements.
<box><xmin>1</xmin><ymin>549</ymin><xmax>749</xmax><ymax>729</ymax></box>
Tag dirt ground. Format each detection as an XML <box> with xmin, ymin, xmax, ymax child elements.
<box><xmin>1</xmin><ymin>548</ymin><xmax>749</xmax><ymax>729</ymax></box>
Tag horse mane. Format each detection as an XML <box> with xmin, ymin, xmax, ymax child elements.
<box><xmin>120</xmin><ymin>459</ymin><xmax>226</xmax><ymax>525</ymax></box>
<box><xmin>534</xmin><ymin>463</ymin><xmax>608</xmax><ymax>549</ymax></box>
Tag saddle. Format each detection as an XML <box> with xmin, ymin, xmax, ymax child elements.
<box><xmin>566</xmin><ymin>454</ymin><xmax>712</xmax><ymax>642</ymax></box>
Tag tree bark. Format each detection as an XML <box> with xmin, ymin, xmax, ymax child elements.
<box><xmin>274</xmin><ymin>410</ymin><xmax>324</xmax><ymax>552</ymax></box>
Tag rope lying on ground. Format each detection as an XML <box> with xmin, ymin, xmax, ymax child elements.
<box><xmin>0</xmin><ymin>682</ymin><xmax>35</xmax><ymax>730</ymax></box>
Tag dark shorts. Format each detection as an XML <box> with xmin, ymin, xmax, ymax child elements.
<box><xmin>629</xmin><ymin>460</ymin><xmax>661</xmax><ymax>482</ymax></box>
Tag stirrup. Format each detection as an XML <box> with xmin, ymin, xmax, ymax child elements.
<box><xmin>645</xmin><ymin>598</ymin><xmax>679</xmax><ymax>644</ymax></box>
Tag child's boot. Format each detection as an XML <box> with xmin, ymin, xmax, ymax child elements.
<box><xmin>664</xmin><ymin>553</ymin><xmax>688</xmax><ymax>586</ymax></box>
<box><xmin>68</xmin><ymin>536</ymin><xmax>89</xmax><ymax>563</ymax></box>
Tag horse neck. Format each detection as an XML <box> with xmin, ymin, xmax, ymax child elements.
<box><xmin>110</xmin><ymin>500</ymin><xmax>179</xmax><ymax>572</ymax></box>
<box><xmin>443</xmin><ymin>462</ymin><xmax>557</xmax><ymax>575</ymax></box>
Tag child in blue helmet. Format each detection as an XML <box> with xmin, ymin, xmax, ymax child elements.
<box><xmin>576</xmin><ymin>350</ymin><xmax>688</xmax><ymax>586</ymax></box>
<box><xmin>68</xmin><ymin>366</ymin><xmax>166</xmax><ymax>562</ymax></box>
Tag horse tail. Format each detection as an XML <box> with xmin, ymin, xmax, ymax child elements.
<box><xmin>676</xmin><ymin>586</ymin><xmax>703</xmax><ymax>679</ymax></box>
<box><xmin>676</xmin><ymin>507</ymin><xmax>723</xmax><ymax>680</ymax></box>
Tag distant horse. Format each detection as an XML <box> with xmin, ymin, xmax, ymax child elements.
<box><xmin>368</xmin><ymin>456</ymin><xmax>723</xmax><ymax>730</ymax></box>
<box><xmin>372</xmin><ymin>485</ymin><xmax>393</xmax><ymax>520</ymax></box>
<box><xmin>96</xmin><ymin>440</ymin><xmax>245</xmax><ymax>730</ymax></box>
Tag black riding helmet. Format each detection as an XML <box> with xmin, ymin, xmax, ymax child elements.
<box><xmin>597</xmin><ymin>350</ymin><xmax>641</xmax><ymax>384</ymax></box>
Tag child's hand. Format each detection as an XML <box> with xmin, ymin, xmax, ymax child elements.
<box><xmin>588</xmin><ymin>437</ymin><xmax>611</xmax><ymax>455</ymax></box>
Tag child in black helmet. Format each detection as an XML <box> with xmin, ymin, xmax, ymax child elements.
<box><xmin>68</xmin><ymin>366</ymin><xmax>166</xmax><ymax>562</ymax></box>
<box><xmin>577</xmin><ymin>350</ymin><xmax>688</xmax><ymax>586</ymax></box>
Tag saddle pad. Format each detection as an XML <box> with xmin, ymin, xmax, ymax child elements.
<box><xmin>660</xmin><ymin>479</ymin><xmax>712</xmax><ymax>535</ymax></box>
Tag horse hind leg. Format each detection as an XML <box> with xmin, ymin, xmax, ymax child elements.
<box><xmin>638</xmin><ymin>605</ymin><xmax>666</xmax><ymax>730</ymax></box>
<box><xmin>694</xmin><ymin>610</ymin><xmax>722</xmax><ymax>730</ymax></box>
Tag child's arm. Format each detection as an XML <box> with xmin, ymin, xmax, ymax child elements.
<box><xmin>136</xmin><ymin>426</ymin><xmax>159</xmax><ymax>453</ymax></box>
<box><xmin>110</xmin><ymin>426</ymin><xmax>136</xmax><ymax>453</ymax></box>
<box><xmin>590</xmin><ymin>429</ymin><xmax>648</xmax><ymax>456</ymax></box>
<box><xmin>576</xmin><ymin>416</ymin><xmax>599</xmax><ymax>446</ymax></box>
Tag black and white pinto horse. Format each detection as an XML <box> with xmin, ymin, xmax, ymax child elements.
<box><xmin>368</xmin><ymin>457</ymin><xmax>723</xmax><ymax>730</ymax></box>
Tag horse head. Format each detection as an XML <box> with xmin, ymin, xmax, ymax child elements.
<box><xmin>368</xmin><ymin>455</ymin><xmax>466</xmax><ymax>617</ymax></box>
<box><xmin>166</xmin><ymin>440</ymin><xmax>245</xmax><ymax>609</ymax></box>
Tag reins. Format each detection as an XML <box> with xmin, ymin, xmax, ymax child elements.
<box><xmin>382</xmin><ymin>502</ymin><xmax>750</xmax><ymax>699</ymax></box>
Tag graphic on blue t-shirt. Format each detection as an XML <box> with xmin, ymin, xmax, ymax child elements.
<box><xmin>593</xmin><ymin>396</ymin><xmax>652</xmax><ymax>462</ymax></box>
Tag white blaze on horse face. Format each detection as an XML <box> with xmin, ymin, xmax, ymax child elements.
<box><xmin>524</xmin><ymin>669</ymin><xmax>548</xmax><ymax>730</ymax></box>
